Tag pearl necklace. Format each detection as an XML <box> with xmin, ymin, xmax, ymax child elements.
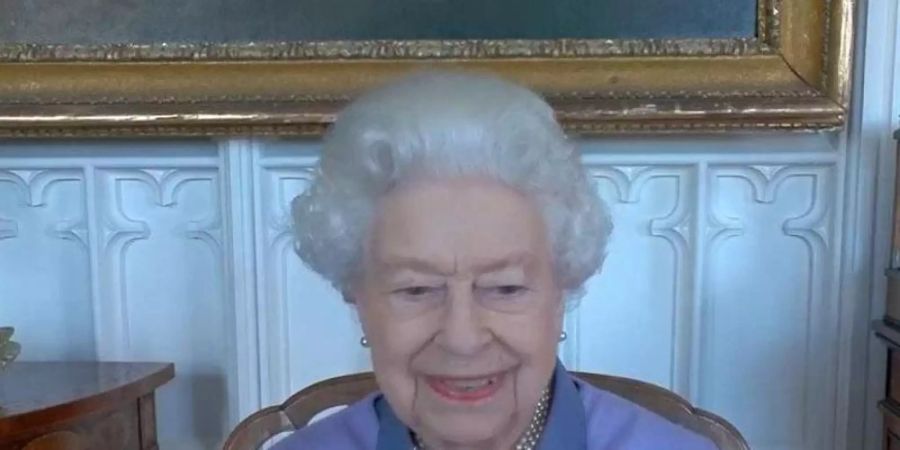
<box><xmin>412</xmin><ymin>386</ymin><xmax>551</xmax><ymax>450</ymax></box>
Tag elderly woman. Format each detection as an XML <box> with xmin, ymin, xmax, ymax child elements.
<box><xmin>277</xmin><ymin>72</ymin><xmax>716</xmax><ymax>450</ymax></box>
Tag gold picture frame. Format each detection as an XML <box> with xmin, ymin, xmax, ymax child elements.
<box><xmin>0</xmin><ymin>0</ymin><xmax>855</xmax><ymax>137</ymax></box>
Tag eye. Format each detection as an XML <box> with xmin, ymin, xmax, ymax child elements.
<box><xmin>393</xmin><ymin>285</ymin><xmax>445</xmax><ymax>300</ymax></box>
<box><xmin>487</xmin><ymin>285</ymin><xmax>528</xmax><ymax>296</ymax></box>
<box><xmin>401</xmin><ymin>286</ymin><xmax>434</xmax><ymax>296</ymax></box>
<box><xmin>477</xmin><ymin>282</ymin><xmax>533</xmax><ymax>312</ymax></box>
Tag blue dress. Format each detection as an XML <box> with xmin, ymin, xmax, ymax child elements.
<box><xmin>274</xmin><ymin>363</ymin><xmax>719</xmax><ymax>450</ymax></box>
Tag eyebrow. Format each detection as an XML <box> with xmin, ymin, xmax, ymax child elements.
<box><xmin>376</xmin><ymin>251</ymin><xmax>534</xmax><ymax>275</ymax></box>
<box><xmin>470</xmin><ymin>252</ymin><xmax>534</xmax><ymax>274</ymax></box>
<box><xmin>375</xmin><ymin>255</ymin><xmax>452</xmax><ymax>276</ymax></box>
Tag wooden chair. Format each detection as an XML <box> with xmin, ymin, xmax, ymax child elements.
<box><xmin>223</xmin><ymin>371</ymin><xmax>749</xmax><ymax>450</ymax></box>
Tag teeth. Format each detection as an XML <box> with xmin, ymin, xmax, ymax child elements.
<box><xmin>446</xmin><ymin>377</ymin><xmax>494</xmax><ymax>391</ymax></box>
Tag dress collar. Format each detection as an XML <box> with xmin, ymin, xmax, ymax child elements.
<box><xmin>374</xmin><ymin>360</ymin><xmax>587</xmax><ymax>450</ymax></box>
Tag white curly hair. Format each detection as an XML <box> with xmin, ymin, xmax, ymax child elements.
<box><xmin>291</xmin><ymin>71</ymin><xmax>612</xmax><ymax>301</ymax></box>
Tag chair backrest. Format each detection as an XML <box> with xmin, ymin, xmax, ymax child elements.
<box><xmin>223</xmin><ymin>371</ymin><xmax>749</xmax><ymax>450</ymax></box>
<box><xmin>573</xmin><ymin>372</ymin><xmax>749</xmax><ymax>450</ymax></box>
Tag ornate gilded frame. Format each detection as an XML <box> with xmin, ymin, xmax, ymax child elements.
<box><xmin>0</xmin><ymin>0</ymin><xmax>855</xmax><ymax>137</ymax></box>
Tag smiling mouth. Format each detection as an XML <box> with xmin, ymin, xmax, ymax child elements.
<box><xmin>425</xmin><ymin>371</ymin><xmax>507</xmax><ymax>402</ymax></box>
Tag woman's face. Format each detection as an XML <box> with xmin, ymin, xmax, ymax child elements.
<box><xmin>352</xmin><ymin>177</ymin><xmax>564</xmax><ymax>450</ymax></box>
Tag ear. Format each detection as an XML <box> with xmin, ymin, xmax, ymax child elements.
<box><xmin>346</xmin><ymin>288</ymin><xmax>374</xmax><ymax>342</ymax></box>
<box><xmin>340</xmin><ymin>270</ymin><xmax>366</xmax><ymax>305</ymax></box>
<box><xmin>553</xmin><ymin>288</ymin><xmax>567</xmax><ymax>316</ymax></box>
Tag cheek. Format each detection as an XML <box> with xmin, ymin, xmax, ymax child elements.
<box><xmin>365</xmin><ymin>315</ymin><xmax>440</xmax><ymax>422</ymax></box>
<box><xmin>360</xmin><ymin>298</ymin><xmax>438</xmax><ymax>364</ymax></box>
<box><xmin>370</xmin><ymin>325</ymin><xmax>430</xmax><ymax>366</ymax></box>
<box><xmin>360</xmin><ymin>303</ymin><xmax>434</xmax><ymax>373</ymax></box>
<box><xmin>490</xmin><ymin>311</ymin><xmax>559</xmax><ymax>411</ymax></box>
<box><xmin>489</xmin><ymin>289</ymin><xmax>563</xmax><ymax>374</ymax></box>
<box><xmin>491</xmin><ymin>306</ymin><xmax>561</xmax><ymax>363</ymax></box>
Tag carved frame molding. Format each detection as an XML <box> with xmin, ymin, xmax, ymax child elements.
<box><xmin>0</xmin><ymin>0</ymin><xmax>855</xmax><ymax>136</ymax></box>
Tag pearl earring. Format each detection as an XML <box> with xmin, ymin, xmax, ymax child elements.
<box><xmin>559</xmin><ymin>331</ymin><xmax>567</xmax><ymax>342</ymax></box>
<box><xmin>360</xmin><ymin>336</ymin><xmax>370</xmax><ymax>348</ymax></box>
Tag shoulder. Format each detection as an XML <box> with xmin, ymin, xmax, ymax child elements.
<box><xmin>270</xmin><ymin>393</ymin><xmax>380</xmax><ymax>450</ymax></box>
<box><xmin>575</xmin><ymin>379</ymin><xmax>719</xmax><ymax>450</ymax></box>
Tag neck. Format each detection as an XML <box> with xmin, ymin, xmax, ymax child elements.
<box><xmin>416</xmin><ymin>428</ymin><xmax>519</xmax><ymax>450</ymax></box>
<box><xmin>414</xmin><ymin>386</ymin><xmax>551</xmax><ymax>450</ymax></box>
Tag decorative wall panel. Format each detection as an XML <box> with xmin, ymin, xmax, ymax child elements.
<box><xmin>0</xmin><ymin>116</ymin><xmax>887</xmax><ymax>450</ymax></box>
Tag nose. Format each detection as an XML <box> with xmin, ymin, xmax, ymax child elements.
<box><xmin>434</xmin><ymin>283</ymin><xmax>492</xmax><ymax>356</ymax></box>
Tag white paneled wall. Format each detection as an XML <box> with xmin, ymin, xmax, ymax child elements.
<box><xmin>1</xmin><ymin>2</ymin><xmax>899</xmax><ymax>449</ymax></box>
<box><xmin>0</xmin><ymin>166</ymin><xmax>94</xmax><ymax>361</ymax></box>
<box><xmin>0</xmin><ymin>144</ymin><xmax>233</xmax><ymax>450</ymax></box>
<box><xmin>572</xmin><ymin>143</ymin><xmax>841</xmax><ymax>450</ymax></box>
<box><xmin>0</xmin><ymin>135</ymin><xmax>858</xmax><ymax>450</ymax></box>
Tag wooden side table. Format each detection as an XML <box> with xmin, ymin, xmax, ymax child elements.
<box><xmin>0</xmin><ymin>362</ymin><xmax>174</xmax><ymax>450</ymax></box>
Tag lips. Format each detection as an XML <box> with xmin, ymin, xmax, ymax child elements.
<box><xmin>425</xmin><ymin>372</ymin><xmax>506</xmax><ymax>402</ymax></box>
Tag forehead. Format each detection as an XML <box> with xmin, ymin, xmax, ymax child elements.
<box><xmin>366</xmin><ymin>177</ymin><xmax>552</xmax><ymax>270</ymax></box>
